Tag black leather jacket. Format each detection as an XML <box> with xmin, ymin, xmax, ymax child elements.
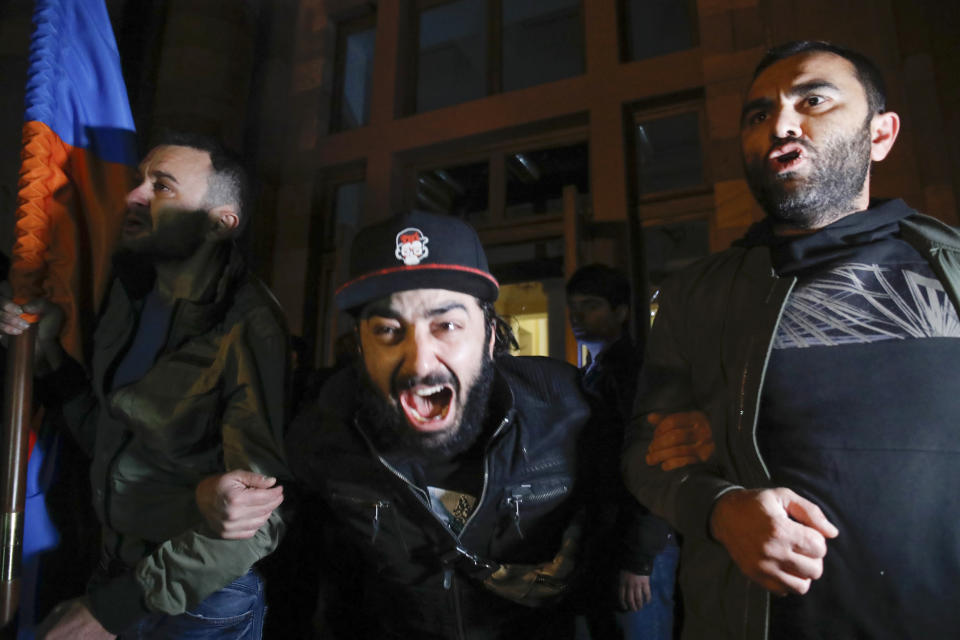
<box><xmin>287</xmin><ymin>355</ymin><xmax>592</xmax><ymax>640</ymax></box>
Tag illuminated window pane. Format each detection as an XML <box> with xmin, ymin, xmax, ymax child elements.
<box><xmin>335</xmin><ymin>27</ymin><xmax>376</xmax><ymax>130</ymax></box>
<box><xmin>502</xmin><ymin>0</ymin><xmax>584</xmax><ymax>92</ymax></box>
<box><xmin>417</xmin><ymin>0</ymin><xmax>486</xmax><ymax>112</ymax></box>
<box><xmin>635</xmin><ymin>111</ymin><xmax>702</xmax><ymax>195</ymax></box>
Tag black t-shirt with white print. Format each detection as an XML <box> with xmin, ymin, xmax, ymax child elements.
<box><xmin>755</xmin><ymin>200</ymin><xmax>960</xmax><ymax>639</ymax></box>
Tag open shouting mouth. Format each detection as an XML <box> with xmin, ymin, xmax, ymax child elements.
<box><xmin>768</xmin><ymin>142</ymin><xmax>807</xmax><ymax>174</ymax></box>
<box><xmin>398</xmin><ymin>383</ymin><xmax>457</xmax><ymax>432</ymax></box>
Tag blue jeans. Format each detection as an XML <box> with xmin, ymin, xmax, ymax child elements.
<box><xmin>576</xmin><ymin>541</ymin><xmax>680</xmax><ymax>640</ymax></box>
<box><xmin>121</xmin><ymin>569</ymin><xmax>265</xmax><ymax>640</ymax></box>
<box><xmin>617</xmin><ymin>542</ymin><xmax>679</xmax><ymax>640</ymax></box>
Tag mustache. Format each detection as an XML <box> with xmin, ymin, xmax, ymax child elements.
<box><xmin>124</xmin><ymin>206</ymin><xmax>150</xmax><ymax>223</ymax></box>
<box><xmin>391</xmin><ymin>372</ymin><xmax>459</xmax><ymax>396</ymax></box>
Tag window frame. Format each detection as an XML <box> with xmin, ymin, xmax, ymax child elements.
<box><xmin>330</xmin><ymin>10</ymin><xmax>378</xmax><ymax>133</ymax></box>
<box><xmin>627</xmin><ymin>94</ymin><xmax>711</xmax><ymax>223</ymax></box>
<box><xmin>401</xmin><ymin>124</ymin><xmax>590</xmax><ymax>236</ymax></box>
<box><xmin>304</xmin><ymin>162</ymin><xmax>366</xmax><ymax>367</ymax></box>
<box><xmin>406</xmin><ymin>0</ymin><xmax>586</xmax><ymax>114</ymax></box>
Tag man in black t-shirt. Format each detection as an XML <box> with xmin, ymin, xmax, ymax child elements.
<box><xmin>625</xmin><ymin>41</ymin><xmax>960</xmax><ymax>640</ymax></box>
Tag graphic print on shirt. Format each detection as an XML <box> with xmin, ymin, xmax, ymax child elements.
<box><xmin>427</xmin><ymin>486</ymin><xmax>477</xmax><ymax>535</ymax></box>
<box><xmin>773</xmin><ymin>262</ymin><xmax>960</xmax><ymax>349</ymax></box>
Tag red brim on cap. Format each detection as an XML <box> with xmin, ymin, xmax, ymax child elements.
<box><xmin>335</xmin><ymin>262</ymin><xmax>500</xmax><ymax>311</ymax></box>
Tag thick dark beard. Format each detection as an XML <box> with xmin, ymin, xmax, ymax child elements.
<box><xmin>357</xmin><ymin>352</ymin><xmax>495</xmax><ymax>462</ymax></box>
<box><xmin>117</xmin><ymin>208</ymin><xmax>211</xmax><ymax>263</ymax></box>
<box><xmin>745</xmin><ymin>119</ymin><xmax>872</xmax><ymax>230</ymax></box>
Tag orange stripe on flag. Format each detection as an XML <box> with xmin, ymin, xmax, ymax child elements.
<box><xmin>13</xmin><ymin>121</ymin><xmax>133</xmax><ymax>362</ymax></box>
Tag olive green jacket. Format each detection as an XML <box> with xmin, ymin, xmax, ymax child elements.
<box><xmin>45</xmin><ymin>242</ymin><xmax>291</xmax><ymax>633</ymax></box>
<box><xmin>622</xmin><ymin>206</ymin><xmax>960</xmax><ymax>640</ymax></box>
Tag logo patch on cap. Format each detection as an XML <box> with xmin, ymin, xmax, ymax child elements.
<box><xmin>395</xmin><ymin>227</ymin><xmax>430</xmax><ymax>266</ymax></box>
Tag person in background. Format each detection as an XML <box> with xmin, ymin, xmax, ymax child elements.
<box><xmin>566</xmin><ymin>264</ymin><xmax>677</xmax><ymax>640</ymax></box>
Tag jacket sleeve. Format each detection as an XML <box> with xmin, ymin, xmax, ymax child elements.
<box><xmin>615</xmin><ymin>495</ymin><xmax>672</xmax><ymax>575</ymax></box>
<box><xmin>621</xmin><ymin>277</ymin><xmax>740</xmax><ymax>543</ymax></box>
<box><xmin>610</xmin><ymin>359</ymin><xmax>674</xmax><ymax>575</ymax></box>
<box><xmin>87</xmin><ymin>306</ymin><xmax>293</xmax><ymax>633</ymax></box>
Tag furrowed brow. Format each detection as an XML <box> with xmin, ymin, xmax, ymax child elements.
<box><xmin>426</xmin><ymin>303</ymin><xmax>468</xmax><ymax>318</ymax></box>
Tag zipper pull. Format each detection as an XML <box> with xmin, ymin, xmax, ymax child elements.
<box><xmin>508</xmin><ymin>495</ymin><xmax>524</xmax><ymax>539</ymax></box>
<box><xmin>442</xmin><ymin>567</ymin><xmax>453</xmax><ymax>590</ymax></box>
<box><xmin>371</xmin><ymin>502</ymin><xmax>382</xmax><ymax>543</ymax></box>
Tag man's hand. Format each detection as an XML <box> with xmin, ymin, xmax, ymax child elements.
<box><xmin>645</xmin><ymin>411</ymin><xmax>715</xmax><ymax>471</ymax></box>
<box><xmin>618</xmin><ymin>570</ymin><xmax>651</xmax><ymax>611</ymax></box>
<box><xmin>710</xmin><ymin>488</ymin><xmax>839</xmax><ymax>596</ymax></box>
<box><xmin>0</xmin><ymin>282</ymin><xmax>66</xmax><ymax>372</ymax></box>
<box><xmin>36</xmin><ymin>598</ymin><xmax>115</xmax><ymax>640</ymax></box>
<box><xmin>196</xmin><ymin>470</ymin><xmax>284</xmax><ymax>539</ymax></box>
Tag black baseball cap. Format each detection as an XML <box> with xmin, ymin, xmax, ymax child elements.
<box><xmin>335</xmin><ymin>210</ymin><xmax>499</xmax><ymax>312</ymax></box>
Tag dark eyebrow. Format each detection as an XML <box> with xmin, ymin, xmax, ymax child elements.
<box><xmin>426</xmin><ymin>302</ymin><xmax>468</xmax><ymax>317</ymax></box>
<box><xmin>151</xmin><ymin>170</ymin><xmax>179</xmax><ymax>185</ymax></box>
<box><xmin>360</xmin><ymin>301</ymin><xmax>469</xmax><ymax>321</ymax></box>
<box><xmin>741</xmin><ymin>97</ymin><xmax>774</xmax><ymax>124</ymax></box>
<box><xmin>787</xmin><ymin>80</ymin><xmax>840</xmax><ymax>98</ymax></box>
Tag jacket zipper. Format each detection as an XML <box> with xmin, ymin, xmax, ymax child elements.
<box><xmin>329</xmin><ymin>491</ymin><xmax>391</xmax><ymax>543</ymax></box>
<box><xmin>505</xmin><ymin>481</ymin><xmax>569</xmax><ymax>539</ymax></box>
<box><xmin>355</xmin><ymin>413</ymin><xmax>512</xmax><ymax>640</ymax></box>
<box><xmin>736</xmin><ymin>273</ymin><xmax>795</xmax><ymax>640</ymax></box>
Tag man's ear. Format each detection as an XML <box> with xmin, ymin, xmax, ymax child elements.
<box><xmin>488</xmin><ymin>320</ymin><xmax>496</xmax><ymax>358</ymax></box>
<box><xmin>209</xmin><ymin>204</ymin><xmax>240</xmax><ymax>238</ymax></box>
<box><xmin>870</xmin><ymin>111</ymin><xmax>900</xmax><ymax>162</ymax></box>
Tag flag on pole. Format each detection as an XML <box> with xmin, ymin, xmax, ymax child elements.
<box><xmin>11</xmin><ymin>1</ymin><xmax>136</xmax><ymax>636</ymax></box>
<box><xmin>14</xmin><ymin>0</ymin><xmax>137</xmax><ymax>360</ymax></box>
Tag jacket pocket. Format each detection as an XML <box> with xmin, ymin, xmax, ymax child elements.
<box><xmin>329</xmin><ymin>490</ymin><xmax>393</xmax><ymax>544</ymax></box>
<box><xmin>501</xmin><ymin>475</ymin><xmax>572</xmax><ymax>540</ymax></box>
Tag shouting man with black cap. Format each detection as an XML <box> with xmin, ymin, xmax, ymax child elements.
<box><xmin>209</xmin><ymin>210</ymin><xmax>594</xmax><ymax>638</ymax></box>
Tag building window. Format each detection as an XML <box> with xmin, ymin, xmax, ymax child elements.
<box><xmin>505</xmin><ymin>142</ymin><xmax>589</xmax><ymax>218</ymax></box>
<box><xmin>416</xmin><ymin>0</ymin><xmax>487</xmax><ymax>112</ymax></box>
<box><xmin>620</xmin><ymin>0</ymin><xmax>697</xmax><ymax>62</ymax></box>
<box><xmin>331</xmin><ymin>14</ymin><xmax>376</xmax><ymax>131</ymax></box>
<box><xmin>416</xmin><ymin>160</ymin><xmax>490</xmax><ymax>224</ymax></box>
<box><xmin>407</xmin><ymin>135</ymin><xmax>589</xmax><ymax>227</ymax></box>
<box><xmin>305</xmin><ymin>170</ymin><xmax>366</xmax><ymax>367</ymax></box>
<box><xmin>413</xmin><ymin>0</ymin><xmax>585</xmax><ymax>113</ymax></box>
<box><xmin>635</xmin><ymin>110</ymin><xmax>703</xmax><ymax>196</ymax></box>
<box><xmin>501</xmin><ymin>0</ymin><xmax>584</xmax><ymax>93</ymax></box>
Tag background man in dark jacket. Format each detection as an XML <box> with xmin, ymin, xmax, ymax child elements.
<box><xmin>0</xmin><ymin>133</ymin><xmax>289</xmax><ymax>639</ymax></box>
<box><xmin>565</xmin><ymin>264</ymin><xmax>677</xmax><ymax>640</ymax></box>
<box><xmin>625</xmin><ymin>41</ymin><xmax>960</xmax><ymax>639</ymax></box>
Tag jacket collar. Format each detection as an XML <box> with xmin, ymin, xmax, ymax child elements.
<box><xmin>112</xmin><ymin>241</ymin><xmax>247</xmax><ymax>348</ymax></box>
